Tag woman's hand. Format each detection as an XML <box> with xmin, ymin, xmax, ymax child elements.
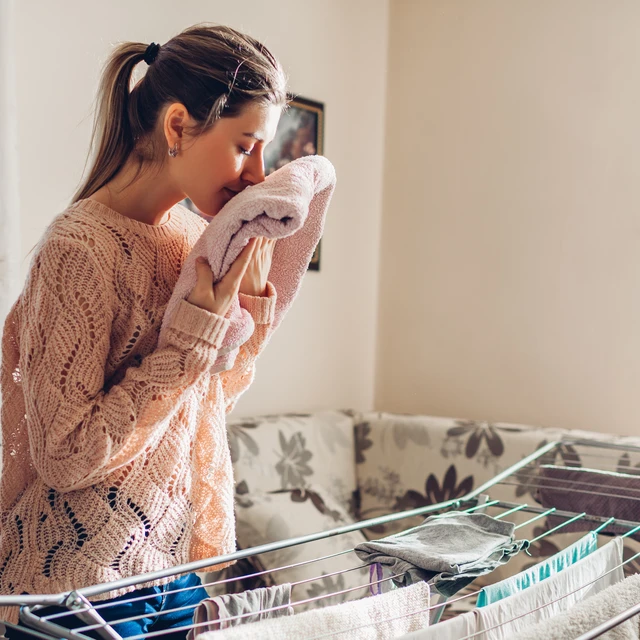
<box><xmin>187</xmin><ymin>238</ymin><xmax>258</xmax><ymax>317</ymax></box>
<box><xmin>239</xmin><ymin>237</ymin><xmax>276</xmax><ymax>297</ymax></box>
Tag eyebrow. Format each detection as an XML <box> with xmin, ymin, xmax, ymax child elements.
<box><xmin>242</xmin><ymin>132</ymin><xmax>264</xmax><ymax>143</ymax></box>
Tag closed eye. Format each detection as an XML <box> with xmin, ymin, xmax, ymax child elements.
<box><xmin>238</xmin><ymin>146</ymin><xmax>252</xmax><ymax>156</ymax></box>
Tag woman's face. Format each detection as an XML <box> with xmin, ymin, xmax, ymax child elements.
<box><xmin>174</xmin><ymin>101</ymin><xmax>282</xmax><ymax>216</ymax></box>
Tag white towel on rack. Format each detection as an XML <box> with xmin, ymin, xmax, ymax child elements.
<box><xmin>474</xmin><ymin>537</ymin><xmax>624</xmax><ymax>639</ymax></box>
<box><xmin>195</xmin><ymin>581</ymin><xmax>431</xmax><ymax>640</ymax></box>
<box><xmin>398</xmin><ymin>610</ymin><xmax>476</xmax><ymax>639</ymax></box>
<box><xmin>516</xmin><ymin>572</ymin><xmax>640</xmax><ymax>640</ymax></box>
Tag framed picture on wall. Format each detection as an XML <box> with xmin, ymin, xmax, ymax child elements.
<box><xmin>264</xmin><ymin>95</ymin><xmax>324</xmax><ymax>271</ymax></box>
<box><xmin>181</xmin><ymin>94</ymin><xmax>325</xmax><ymax>271</ymax></box>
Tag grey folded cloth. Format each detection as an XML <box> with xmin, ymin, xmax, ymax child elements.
<box><xmin>187</xmin><ymin>583</ymin><xmax>294</xmax><ymax>637</ymax></box>
<box><xmin>354</xmin><ymin>512</ymin><xmax>529</xmax><ymax>597</ymax></box>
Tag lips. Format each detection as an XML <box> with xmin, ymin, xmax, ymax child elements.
<box><xmin>223</xmin><ymin>187</ymin><xmax>241</xmax><ymax>200</ymax></box>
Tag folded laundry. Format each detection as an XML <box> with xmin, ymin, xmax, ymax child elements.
<box><xmin>354</xmin><ymin>512</ymin><xmax>528</xmax><ymax>597</ymax></box>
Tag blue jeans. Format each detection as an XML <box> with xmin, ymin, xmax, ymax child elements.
<box><xmin>6</xmin><ymin>573</ymin><xmax>209</xmax><ymax>640</ymax></box>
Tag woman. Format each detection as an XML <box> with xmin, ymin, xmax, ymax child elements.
<box><xmin>0</xmin><ymin>22</ymin><xmax>287</xmax><ymax>638</ymax></box>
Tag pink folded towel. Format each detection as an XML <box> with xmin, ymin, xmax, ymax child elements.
<box><xmin>158</xmin><ymin>155</ymin><xmax>336</xmax><ymax>373</ymax></box>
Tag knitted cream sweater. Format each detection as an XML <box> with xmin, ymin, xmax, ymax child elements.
<box><xmin>0</xmin><ymin>199</ymin><xmax>276</xmax><ymax>619</ymax></box>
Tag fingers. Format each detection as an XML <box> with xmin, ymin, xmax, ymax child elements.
<box><xmin>249</xmin><ymin>237</ymin><xmax>276</xmax><ymax>259</ymax></box>
<box><xmin>258</xmin><ymin>237</ymin><xmax>276</xmax><ymax>265</ymax></box>
<box><xmin>234</xmin><ymin>238</ymin><xmax>258</xmax><ymax>276</ymax></box>
<box><xmin>219</xmin><ymin>238</ymin><xmax>257</xmax><ymax>292</ymax></box>
<box><xmin>264</xmin><ymin>237</ymin><xmax>276</xmax><ymax>257</ymax></box>
<box><xmin>204</xmin><ymin>237</ymin><xmax>275</xmax><ymax>298</ymax></box>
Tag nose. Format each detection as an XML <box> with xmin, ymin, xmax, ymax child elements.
<box><xmin>241</xmin><ymin>149</ymin><xmax>266</xmax><ymax>185</ymax></box>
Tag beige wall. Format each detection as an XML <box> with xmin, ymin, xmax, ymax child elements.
<box><xmin>10</xmin><ymin>0</ymin><xmax>389</xmax><ymax>416</ymax></box>
<box><xmin>0</xmin><ymin>0</ymin><xmax>21</xmax><ymax>319</ymax></box>
<box><xmin>8</xmin><ymin>0</ymin><xmax>640</xmax><ymax>435</ymax></box>
<box><xmin>376</xmin><ymin>0</ymin><xmax>640</xmax><ymax>435</ymax></box>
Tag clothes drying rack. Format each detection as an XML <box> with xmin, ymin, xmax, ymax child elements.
<box><xmin>2</xmin><ymin>437</ymin><xmax>640</xmax><ymax>640</ymax></box>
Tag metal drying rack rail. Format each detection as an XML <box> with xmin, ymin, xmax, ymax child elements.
<box><xmin>2</xmin><ymin>437</ymin><xmax>640</xmax><ymax>640</ymax></box>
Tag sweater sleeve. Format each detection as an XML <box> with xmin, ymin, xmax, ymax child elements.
<box><xmin>220</xmin><ymin>281</ymin><xmax>277</xmax><ymax>414</ymax></box>
<box><xmin>21</xmin><ymin>236</ymin><xmax>230</xmax><ymax>493</ymax></box>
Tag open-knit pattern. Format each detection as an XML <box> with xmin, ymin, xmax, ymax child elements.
<box><xmin>0</xmin><ymin>199</ymin><xmax>276</xmax><ymax>622</ymax></box>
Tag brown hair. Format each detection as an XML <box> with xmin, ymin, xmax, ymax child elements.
<box><xmin>70</xmin><ymin>23</ymin><xmax>288</xmax><ymax>205</ymax></box>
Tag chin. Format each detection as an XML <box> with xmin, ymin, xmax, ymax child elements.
<box><xmin>194</xmin><ymin>201</ymin><xmax>223</xmax><ymax>219</ymax></box>
<box><xmin>193</xmin><ymin>191</ymin><xmax>235</xmax><ymax>218</ymax></box>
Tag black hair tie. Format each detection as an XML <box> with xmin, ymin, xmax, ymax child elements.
<box><xmin>144</xmin><ymin>42</ymin><xmax>161</xmax><ymax>65</ymax></box>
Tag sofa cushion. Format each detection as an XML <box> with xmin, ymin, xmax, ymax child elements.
<box><xmin>227</xmin><ymin>410</ymin><xmax>358</xmax><ymax>516</ymax></box>
<box><xmin>354</xmin><ymin>411</ymin><xmax>569</xmax><ymax>537</ymax></box>
<box><xmin>235</xmin><ymin>485</ymin><xmax>370</xmax><ymax>610</ymax></box>
<box><xmin>353</xmin><ymin>411</ymin><xmax>640</xmax><ymax>588</ymax></box>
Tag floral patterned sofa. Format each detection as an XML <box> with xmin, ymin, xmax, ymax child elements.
<box><xmin>203</xmin><ymin>409</ymin><xmax>640</xmax><ymax>610</ymax></box>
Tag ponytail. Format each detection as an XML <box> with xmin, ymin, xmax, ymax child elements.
<box><xmin>70</xmin><ymin>23</ymin><xmax>287</xmax><ymax>205</ymax></box>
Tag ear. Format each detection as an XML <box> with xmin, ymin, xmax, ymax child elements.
<box><xmin>163</xmin><ymin>102</ymin><xmax>191</xmax><ymax>147</ymax></box>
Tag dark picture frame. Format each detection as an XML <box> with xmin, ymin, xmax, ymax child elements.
<box><xmin>264</xmin><ymin>95</ymin><xmax>325</xmax><ymax>271</ymax></box>
<box><xmin>181</xmin><ymin>95</ymin><xmax>325</xmax><ymax>271</ymax></box>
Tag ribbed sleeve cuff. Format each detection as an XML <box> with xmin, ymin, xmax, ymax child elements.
<box><xmin>238</xmin><ymin>281</ymin><xmax>277</xmax><ymax>325</ymax></box>
<box><xmin>170</xmin><ymin>299</ymin><xmax>230</xmax><ymax>348</ymax></box>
